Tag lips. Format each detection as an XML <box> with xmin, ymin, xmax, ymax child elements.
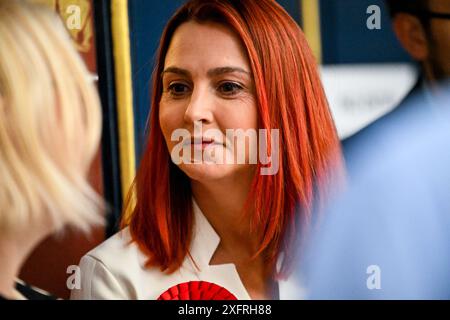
<box><xmin>199</xmin><ymin>141</ymin><xmax>213</xmax><ymax>148</ymax></box>
<box><xmin>191</xmin><ymin>137</ymin><xmax>218</xmax><ymax>150</ymax></box>
<box><xmin>182</xmin><ymin>136</ymin><xmax>221</xmax><ymax>150</ymax></box>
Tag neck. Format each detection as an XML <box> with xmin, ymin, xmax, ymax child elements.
<box><xmin>190</xmin><ymin>168</ymin><xmax>278</xmax><ymax>297</ymax></box>
<box><xmin>0</xmin><ymin>228</ymin><xmax>49</xmax><ymax>299</ymax></box>
<box><xmin>191</xmin><ymin>167</ymin><xmax>258</xmax><ymax>256</ymax></box>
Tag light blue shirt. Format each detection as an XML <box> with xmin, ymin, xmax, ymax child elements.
<box><xmin>300</xmin><ymin>87</ymin><xmax>450</xmax><ymax>299</ymax></box>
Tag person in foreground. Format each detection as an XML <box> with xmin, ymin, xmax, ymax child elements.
<box><xmin>71</xmin><ymin>0</ymin><xmax>344</xmax><ymax>300</ymax></box>
<box><xmin>300</xmin><ymin>86</ymin><xmax>450</xmax><ymax>299</ymax></box>
<box><xmin>0</xmin><ymin>0</ymin><xmax>103</xmax><ymax>300</ymax></box>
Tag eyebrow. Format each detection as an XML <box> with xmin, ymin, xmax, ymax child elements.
<box><xmin>161</xmin><ymin>66</ymin><xmax>250</xmax><ymax>78</ymax></box>
<box><xmin>207</xmin><ymin>67</ymin><xmax>250</xmax><ymax>77</ymax></box>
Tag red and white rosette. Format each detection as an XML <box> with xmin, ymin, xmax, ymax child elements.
<box><xmin>157</xmin><ymin>281</ymin><xmax>238</xmax><ymax>300</ymax></box>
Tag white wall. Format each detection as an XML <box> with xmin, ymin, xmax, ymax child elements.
<box><xmin>320</xmin><ymin>64</ymin><xmax>418</xmax><ymax>139</ymax></box>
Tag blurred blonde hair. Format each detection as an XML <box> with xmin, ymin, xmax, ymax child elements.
<box><xmin>0</xmin><ymin>0</ymin><xmax>103</xmax><ymax>235</ymax></box>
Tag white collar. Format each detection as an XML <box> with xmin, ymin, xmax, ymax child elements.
<box><xmin>188</xmin><ymin>199</ymin><xmax>221</xmax><ymax>269</ymax></box>
<box><xmin>186</xmin><ymin>199</ymin><xmax>305</xmax><ymax>299</ymax></box>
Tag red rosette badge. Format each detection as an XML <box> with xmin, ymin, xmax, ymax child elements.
<box><xmin>157</xmin><ymin>281</ymin><xmax>238</xmax><ymax>300</ymax></box>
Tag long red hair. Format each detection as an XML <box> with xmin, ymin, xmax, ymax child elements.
<box><xmin>122</xmin><ymin>0</ymin><xmax>344</xmax><ymax>277</ymax></box>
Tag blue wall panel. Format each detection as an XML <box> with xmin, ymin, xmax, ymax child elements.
<box><xmin>128</xmin><ymin>0</ymin><xmax>185</xmax><ymax>159</ymax></box>
<box><xmin>319</xmin><ymin>0</ymin><xmax>412</xmax><ymax>64</ymax></box>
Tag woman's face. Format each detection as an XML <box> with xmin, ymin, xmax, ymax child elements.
<box><xmin>159</xmin><ymin>21</ymin><xmax>258</xmax><ymax>182</ymax></box>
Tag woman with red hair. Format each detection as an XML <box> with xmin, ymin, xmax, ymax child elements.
<box><xmin>72</xmin><ymin>0</ymin><xmax>343</xmax><ymax>300</ymax></box>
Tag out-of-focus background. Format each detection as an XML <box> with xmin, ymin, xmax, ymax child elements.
<box><xmin>20</xmin><ymin>0</ymin><xmax>417</xmax><ymax>299</ymax></box>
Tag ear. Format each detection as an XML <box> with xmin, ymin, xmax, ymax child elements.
<box><xmin>392</xmin><ymin>13</ymin><xmax>429</xmax><ymax>61</ymax></box>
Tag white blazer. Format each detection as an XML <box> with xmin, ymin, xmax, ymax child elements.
<box><xmin>70</xmin><ymin>200</ymin><xmax>304</xmax><ymax>300</ymax></box>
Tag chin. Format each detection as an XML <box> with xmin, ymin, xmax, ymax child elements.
<box><xmin>178</xmin><ymin>163</ymin><xmax>242</xmax><ymax>182</ymax></box>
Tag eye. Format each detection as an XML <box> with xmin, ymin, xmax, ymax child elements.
<box><xmin>217</xmin><ymin>82</ymin><xmax>244</xmax><ymax>97</ymax></box>
<box><xmin>167</xmin><ymin>82</ymin><xmax>190</xmax><ymax>97</ymax></box>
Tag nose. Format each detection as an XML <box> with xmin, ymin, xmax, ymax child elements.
<box><xmin>183</xmin><ymin>85</ymin><xmax>214</xmax><ymax>125</ymax></box>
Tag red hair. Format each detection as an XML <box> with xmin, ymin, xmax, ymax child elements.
<box><xmin>122</xmin><ymin>0</ymin><xmax>344</xmax><ymax>277</ymax></box>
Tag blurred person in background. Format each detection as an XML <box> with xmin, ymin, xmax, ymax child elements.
<box><xmin>0</xmin><ymin>0</ymin><xmax>103</xmax><ymax>299</ymax></box>
<box><xmin>300</xmin><ymin>86</ymin><xmax>450</xmax><ymax>299</ymax></box>
<box><xmin>385</xmin><ymin>0</ymin><xmax>450</xmax><ymax>83</ymax></box>
<box><xmin>343</xmin><ymin>0</ymin><xmax>450</xmax><ymax>176</ymax></box>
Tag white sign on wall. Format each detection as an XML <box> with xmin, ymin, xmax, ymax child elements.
<box><xmin>320</xmin><ymin>64</ymin><xmax>418</xmax><ymax>140</ymax></box>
